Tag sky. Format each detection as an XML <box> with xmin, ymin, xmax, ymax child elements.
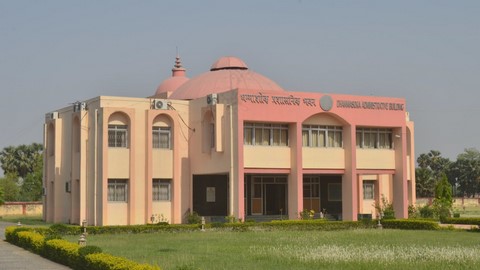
<box><xmin>1</xmin><ymin>0</ymin><xmax>479</xmax><ymax>173</ymax></box>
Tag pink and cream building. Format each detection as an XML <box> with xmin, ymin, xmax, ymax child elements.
<box><xmin>43</xmin><ymin>56</ymin><xmax>415</xmax><ymax>225</ymax></box>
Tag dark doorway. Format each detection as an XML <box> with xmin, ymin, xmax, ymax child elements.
<box><xmin>265</xmin><ymin>184</ymin><xmax>286</xmax><ymax>215</ymax></box>
<box><xmin>192</xmin><ymin>174</ymin><xmax>228</xmax><ymax>216</ymax></box>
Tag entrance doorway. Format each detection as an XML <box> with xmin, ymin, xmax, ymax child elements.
<box><xmin>245</xmin><ymin>175</ymin><xmax>288</xmax><ymax>216</ymax></box>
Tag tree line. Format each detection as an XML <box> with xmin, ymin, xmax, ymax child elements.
<box><xmin>0</xmin><ymin>143</ymin><xmax>43</xmax><ymax>203</ymax></box>
<box><xmin>416</xmin><ymin>148</ymin><xmax>480</xmax><ymax>198</ymax></box>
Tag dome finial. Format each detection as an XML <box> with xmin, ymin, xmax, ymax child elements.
<box><xmin>172</xmin><ymin>48</ymin><xmax>186</xmax><ymax>76</ymax></box>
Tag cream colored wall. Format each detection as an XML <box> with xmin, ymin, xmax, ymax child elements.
<box><xmin>152</xmin><ymin>150</ymin><xmax>173</xmax><ymax>178</ymax></box>
<box><xmin>302</xmin><ymin>148</ymin><xmax>345</xmax><ymax>169</ymax></box>
<box><xmin>107</xmin><ymin>148</ymin><xmax>130</xmax><ymax>178</ymax></box>
<box><xmin>243</xmin><ymin>146</ymin><xmax>291</xmax><ymax>168</ymax></box>
<box><xmin>152</xmin><ymin>202</ymin><xmax>172</xmax><ymax>223</ymax></box>
<box><xmin>188</xmin><ymin>100</ymin><xmax>231</xmax><ymax>174</ymax></box>
<box><xmin>356</xmin><ymin>149</ymin><xmax>395</xmax><ymax>169</ymax></box>
<box><xmin>107</xmin><ymin>203</ymin><xmax>128</xmax><ymax>225</ymax></box>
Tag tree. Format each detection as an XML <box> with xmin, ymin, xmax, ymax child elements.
<box><xmin>433</xmin><ymin>173</ymin><xmax>453</xmax><ymax>219</ymax></box>
<box><xmin>0</xmin><ymin>143</ymin><xmax>43</xmax><ymax>202</ymax></box>
<box><xmin>0</xmin><ymin>186</ymin><xmax>4</xmax><ymax>205</ymax></box>
<box><xmin>416</xmin><ymin>150</ymin><xmax>451</xmax><ymax>197</ymax></box>
<box><xmin>449</xmin><ymin>148</ymin><xmax>480</xmax><ymax>198</ymax></box>
<box><xmin>19</xmin><ymin>154</ymin><xmax>43</xmax><ymax>201</ymax></box>
<box><xmin>415</xmin><ymin>167</ymin><xmax>435</xmax><ymax>197</ymax></box>
<box><xmin>0</xmin><ymin>173</ymin><xmax>20</xmax><ymax>201</ymax></box>
<box><xmin>0</xmin><ymin>143</ymin><xmax>43</xmax><ymax>179</ymax></box>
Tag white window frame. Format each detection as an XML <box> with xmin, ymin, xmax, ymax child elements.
<box><xmin>356</xmin><ymin>128</ymin><xmax>393</xmax><ymax>149</ymax></box>
<box><xmin>302</xmin><ymin>125</ymin><xmax>343</xmax><ymax>148</ymax></box>
<box><xmin>108</xmin><ymin>179</ymin><xmax>128</xmax><ymax>202</ymax></box>
<box><xmin>244</xmin><ymin>122</ymin><xmax>289</xmax><ymax>146</ymax></box>
<box><xmin>152</xmin><ymin>179</ymin><xmax>171</xmax><ymax>201</ymax></box>
<box><xmin>108</xmin><ymin>125</ymin><xmax>128</xmax><ymax>148</ymax></box>
<box><xmin>152</xmin><ymin>127</ymin><xmax>171</xmax><ymax>149</ymax></box>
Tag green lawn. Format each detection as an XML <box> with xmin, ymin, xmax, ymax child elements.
<box><xmin>453</xmin><ymin>205</ymin><xmax>480</xmax><ymax>217</ymax></box>
<box><xmin>0</xmin><ymin>214</ymin><xmax>49</xmax><ymax>226</ymax></box>
<box><xmin>66</xmin><ymin>229</ymin><xmax>480</xmax><ymax>270</ymax></box>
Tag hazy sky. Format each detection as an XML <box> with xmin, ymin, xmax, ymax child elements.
<box><xmin>1</xmin><ymin>1</ymin><xmax>479</xmax><ymax>172</ymax></box>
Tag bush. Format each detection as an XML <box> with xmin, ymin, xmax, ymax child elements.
<box><xmin>260</xmin><ymin>220</ymin><xmax>376</xmax><ymax>231</ymax></box>
<box><xmin>381</xmin><ymin>219</ymin><xmax>440</xmax><ymax>230</ymax></box>
<box><xmin>184</xmin><ymin>211</ymin><xmax>201</xmax><ymax>224</ymax></box>
<box><xmin>84</xmin><ymin>253</ymin><xmax>160</xmax><ymax>270</ymax></box>
<box><xmin>17</xmin><ymin>231</ymin><xmax>45</xmax><ymax>253</ymax></box>
<box><xmin>49</xmin><ymin>223</ymin><xmax>80</xmax><ymax>235</ymax></box>
<box><xmin>419</xmin><ymin>204</ymin><xmax>435</xmax><ymax>219</ymax></box>
<box><xmin>374</xmin><ymin>195</ymin><xmax>395</xmax><ymax>219</ymax></box>
<box><xmin>43</xmin><ymin>239</ymin><xmax>80</xmax><ymax>266</ymax></box>
<box><xmin>441</xmin><ymin>217</ymin><xmax>480</xmax><ymax>226</ymax></box>
<box><xmin>79</xmin><ymin>245</ymin><xmax>103</xmax><ymax>258</ymax></box>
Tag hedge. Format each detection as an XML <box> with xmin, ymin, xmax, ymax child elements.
<box><xmin>17</xmin><ymin>231</ymin><xmax>45</xmax><ymax>253</ymax></box>
<box><xmin>44</xmin><ymin>239</ymin><xmax>81</xmax><ymax>266</ymax></box>
<box><xmin>85</xmin><ymin>253</ymin><xmax>160</xmax><ymax>270</ymax></box>
<box><xmin>441</xmin><ymin>217</ymin><xmax>480</xmax><ymax>226</ymax></box>
<box><xmin>259</xmin><ymin>220</ymin><xmax>377</xmax><ymax>231</ymax></box>
<box><xmin>5</xmin><ymin>226</ymin><xmax>162</xmax><ymax>270</ymax></box>
<box><xmin>381</xmin><ymin>219</ymin><xmax>440</xmax><ymax>230</ymax></box>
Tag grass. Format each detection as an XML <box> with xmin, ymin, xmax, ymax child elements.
<box><xmin>453</xmin><ymin>205</ymin><xmax>480</xmax><ymax>217</ymax></box>
<box><xmin>0</xmin><ymin>214</ymin><xmax>50</xmax><ymax>226</ymax></box>
<box><xmin>65</xmin><ymin>229</ymin><xmax>480</xmax><ymax>270</ymax></box>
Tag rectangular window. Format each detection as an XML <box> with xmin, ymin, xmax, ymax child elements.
<box><xmin>302</xmin><ymin>125</ymin><xmax>342</xmax><ymax>148</ymax></box>
<box><xmin>153</xmin><ymin>127</ymin><xmax>171</xmax><ymax>149</ymax></box>
<box><xmin>152</xmin><ymin>179</ymin><xmax>171</xmax><ymax>201</ymax></box>
<box><xmin>363</xmin><ymin>181</ymin><xmax>375</xmax><ymax>200</ymax></box>
<box><xmin>244</xmin><ymin>123</ymin><xmax>289</xmax><ymax>146</ymax></box>
<box><xmin>303</xmin><ymin>177</ymin><xmax>320</xmax><ymax>198</ymax></box>
<box><xmin>108</xmin><ymin>125</ymin><xmax>128</xmax><ymax>148</ymax></box>
<box><xmin>108</xmin><ymin>179</ymin><xmax>128</xmax><ymax>202</ymax></box>
<box><xmin>356</xmin><ymin>128</ymin><xmax>393</xmax><ymax>149</ymax></box>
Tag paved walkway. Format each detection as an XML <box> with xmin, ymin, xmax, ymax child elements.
<box><xmin>0</xmin><ymin>221</ymin><xmax>71</xmax><ymax>270</ymax></box>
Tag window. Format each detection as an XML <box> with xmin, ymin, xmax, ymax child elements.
<box><xmin>302</xmin><ymin>125</ymin><xmax>342</xmax><ymax>148</ymax></box>
<box><xmin>356</xmin><ymin>128</ymin><xmax>392</xmax><ymax>149</ymax></box>
<box><xmin>108</xmin><ymin>125</ymin><xmax>128</xmax><ymax>148</ymax></box>
<box><xmin>153</xmin><ymin>127</ymin><xmax>171</xmax><ymax>149</ymax></box>
<box><xmin>244</xmin><ymin>123</ymin><xmax>288</xmax><ymax>146</ymax></box>
<box><xmin>152</xmin><ymin>179</ymin><xmax>171</xmax><ymax>201</ymax></box>
<box><xmin>303</xmin><ymin>177</ymin><xmax>320</xmax><ymax>198</ymax></box>
<box><xmin>108</xmin><ymin>179</ymin><xmax>128</xmax><ymax>202</ymax></box>
<box><xmin>363</xmin><ymin>181</ymin><xmax>375</xmax><ymax>200</ymax></box>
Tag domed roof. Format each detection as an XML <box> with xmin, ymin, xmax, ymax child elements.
<box><xmin>169</xmin><ymin>56</ymin><xmax>285</xmax><ymax>100</ymax></box>
<box><xmin>154</xmin><ymin>55</ymin><xmax>189</xmax><ymax>96</ymax></box>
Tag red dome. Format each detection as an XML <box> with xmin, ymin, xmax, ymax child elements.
<box><xmin>153</xmin><ymin>55</ymin><xmax>189</xmax><ymax>96</ymax></box>
<box><xmin>155</xmin><ymin>76</ymin><xmax>189</xmax><ymax>95</ymax></box>
<box><xmin>169</xmin><ymin>56</ymin><xmax>285</xmax><ymax>100</ymax></box>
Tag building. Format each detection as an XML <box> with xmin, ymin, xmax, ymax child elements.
<box><xmin>43</xmin><ymin>55</ymin><xmax>415</xmax><ymax>225</ymax></box>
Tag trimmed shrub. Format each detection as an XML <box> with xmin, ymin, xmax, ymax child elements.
<box><xmin>260</xmin><ymin>220</ymin><xmax>376</xmax><ymax>231</ymax></box>
<box><xmin>441</xmin><ymin>217</ymin><xmax>480</xmax><ymax>226</ymax></box>
<box><xmin>43</xmin><ymin>239</ymin><xmax>80</xmax><ymax>266</ymax></box>
<box><xmin>5</xmin><ymin>226</ymin><xmax>31</xmax><ymax>244</ymax></box>
<box><xmin>17</xmin><ymin>231</ymin><xmax>45</xmax><ymax>253</ymax></box>
<box><xmin>84</xmin><ymin>253</ymin><xmax>160</xmax><ymax>270</ymax></box>
<box><xmin>381</xmin><ymin>219</ymin><xmax>440</xmax><ymax>230</ymax></box>
<box><xmin>79</xmin><ymin>245</ymin><xmax>103</xmax><ymax>258</ymax></box>
<box><xmin>49</xmin><ymin>223</ymin><xmax>81</xmax><ymax>235</ymax></box>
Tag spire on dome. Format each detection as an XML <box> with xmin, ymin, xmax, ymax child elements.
<box><xmin>171</xmin><ymin>51</ymin><xmax>186</xmax><ymax>77</ymax></box>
